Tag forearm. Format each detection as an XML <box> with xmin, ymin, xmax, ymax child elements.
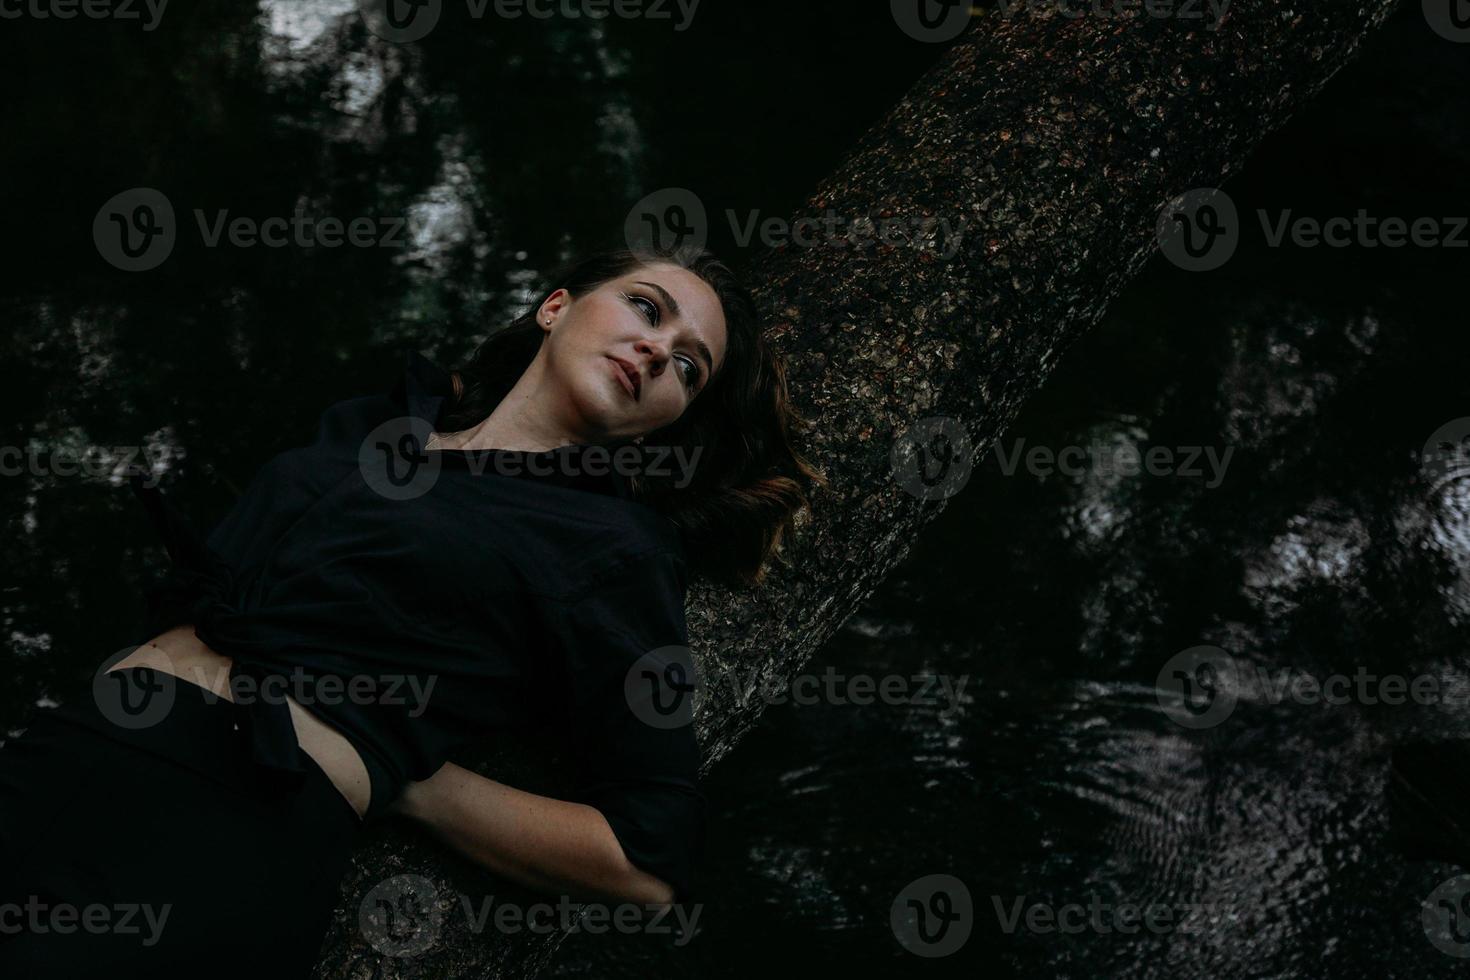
<box><xmin>393</xmin><ymin>761</ymin><xmax>675</xmax><ymax>907</ymax></box>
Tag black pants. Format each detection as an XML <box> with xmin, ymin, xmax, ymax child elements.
<box><xmin>0</xmin><ymin>667</ymin><xmax>359</xmax><ymax>979</ymax></box>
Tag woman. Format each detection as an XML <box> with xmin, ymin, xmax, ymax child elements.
<box><xmin>0</xmin><ymin>244</ymin><xmax>822</xmax><ymax>977</ymax></box>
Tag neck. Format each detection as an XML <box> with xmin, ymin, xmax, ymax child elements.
<box><xmin>442</xmin><ymin>359</ymin><xmax>585</xmax><ymax>453</ymax></box>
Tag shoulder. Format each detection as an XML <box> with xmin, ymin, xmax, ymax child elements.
<box><xmin>282</xmin><ymin>350</ymin><xmax>449</xmax><ymax>460</ymax></box>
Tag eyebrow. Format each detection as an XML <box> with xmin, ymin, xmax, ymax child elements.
<box><xmin>635</xmin><ymin>280</ymin><xmax>716</xmax><ymax>381</ymax></box>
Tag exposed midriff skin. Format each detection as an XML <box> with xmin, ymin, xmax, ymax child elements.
<box><xmin>107</xmin><ymin>630</ymin><xmax>678</xmax><ymax>905</ymax></box>
<box><xmin>108</xmin><ymin>625</ymin><xmax>372</xmax><ymax>821</ymax></box>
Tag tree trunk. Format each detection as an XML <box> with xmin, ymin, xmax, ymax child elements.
<box><xmin>315</xmin><ymin>2</ymin><xmax>1403</xmax><ymax>976</ymax></box>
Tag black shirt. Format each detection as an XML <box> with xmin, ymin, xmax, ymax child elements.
<box><xmin>127</xmin><ymin>351</ymin><xmax>706</xmax><ymax>903</ymax></box>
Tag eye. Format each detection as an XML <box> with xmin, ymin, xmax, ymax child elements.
<box><xmin>625</xmin><ymin>292</ymin><xmax>659</xmax><ymax>326</ymax></box>
<box><xmin>675</xmin><ymin>355</ymin><xmax>700</xmax><ymax>391</ymax></box>
<box><xmin>625</xmin><ymin>291</ymin><xmax>700</xmax><ymax>393</ymax></box>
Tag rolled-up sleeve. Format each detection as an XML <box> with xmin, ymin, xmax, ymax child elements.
<box><xmin>541</xmin><ymin>547</ymin><xmax>707</xmax><ymax>905</ymax></box>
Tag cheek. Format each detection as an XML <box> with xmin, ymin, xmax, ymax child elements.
<box><xmin>573</xmin><ymin>299</ymin><xmax>623</xmax><ymax>344</ymax></box>
<box><xmin>547</xmin><ymin>327</ymin><xmax>606</xmax><ymax>387</ymax></box>
<box><xmin>649</xmin><ymin>383</ymin><xmax>691</xmax><ymax>428</ymax></box>
<box><xmin>551</xmin><ymin>318</ymin><xmax>598</xmax><ymax>358</ymax></box>
<box><xmin>572</xmin><ymin>355</ymin><xmax>620</xmax><ymax>410</ymax></box>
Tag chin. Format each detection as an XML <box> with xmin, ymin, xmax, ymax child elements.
<box><xmin>567</xmin><ymin>379</ymin><xmax>635</xmax><ymax>442</ymax></box>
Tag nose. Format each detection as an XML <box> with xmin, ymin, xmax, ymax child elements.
<box><xmin>633</xmin><ymin>337</ymin><xmax>670</xmax><ymax>378</ymax></box>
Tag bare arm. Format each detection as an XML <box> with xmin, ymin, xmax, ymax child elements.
<box><xmin>390</xmin><ymin>761</ymin><xmax>676</xmax><ymax>908</ymax></box>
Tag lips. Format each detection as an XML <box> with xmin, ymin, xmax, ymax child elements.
<box><xmin>607</xmin><ymin>356</ymin><xmax>641</xmax><ymax>402</ymax></box>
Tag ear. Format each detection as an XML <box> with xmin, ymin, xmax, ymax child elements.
<box><xmin>538</xmin><ymin>288</ymin><xmax>571</xmax><ymax>334</ymax></box>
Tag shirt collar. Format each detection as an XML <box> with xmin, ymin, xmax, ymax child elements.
<box><xmin>392</xmin><ymin>350</ymin><xmax>634</xmax><ymax>499</ymax></box>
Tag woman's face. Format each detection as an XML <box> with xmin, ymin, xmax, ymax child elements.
<box><xmin>536</xmin><ymin>262</ymin><xmax>729</xmax><ymax>442</ymax></box>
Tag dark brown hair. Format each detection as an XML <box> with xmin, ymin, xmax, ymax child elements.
<box><xmin>439</xmin><ymin>244</ymin><xmax>825</xmax><ymax>587</ymax></box>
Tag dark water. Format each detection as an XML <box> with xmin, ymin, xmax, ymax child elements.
<box><xmin>2</xmin><ymin>4</ymin><xmax>1468</xmax><ymax>979</ymax></box>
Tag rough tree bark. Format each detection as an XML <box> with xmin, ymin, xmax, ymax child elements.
<box><xmin>315</xmin><ymin>2</ymin><xmax>1403</xmax><ymax>976</ymax></box>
